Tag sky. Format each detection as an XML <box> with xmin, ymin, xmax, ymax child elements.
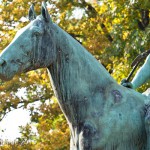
<box><xmin>0</xmin><ymin>88</ymin><xmax>40</xmax><ymax>142</ymax></box>
<box><xmin>0</xmin><ymin>108</ymin><xmax>30</xmax><ymax>141</ymax></box>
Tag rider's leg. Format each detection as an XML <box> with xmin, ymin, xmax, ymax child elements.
<box><xmin>131</xmin><ymin>55</ymin><xmax>150</xmax><ymax>89</ymax></box>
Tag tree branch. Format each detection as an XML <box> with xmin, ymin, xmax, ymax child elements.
<box><xmin>138</xmin><ymin>9</ymin><xmax>149</xmax><ymax>31</ymax></box>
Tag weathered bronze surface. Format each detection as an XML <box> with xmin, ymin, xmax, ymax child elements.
<box><xmin>0</xmin><ymin>2</ymin><xmax>150</xmax><ymax>150</ymax></box>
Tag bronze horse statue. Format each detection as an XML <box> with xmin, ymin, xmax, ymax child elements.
<box><xmin>0</xmin><ymin>2</ymin><xmax>150</xmax><ymax>150</ymax></box>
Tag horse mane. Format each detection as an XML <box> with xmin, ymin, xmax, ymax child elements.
<box><xmin>48</xmin><ymin>23</ymin><xmax>116</xmax><ymax>103</ymax></box>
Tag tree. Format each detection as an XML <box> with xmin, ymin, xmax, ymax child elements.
<box><xmin>0</xmin><ymin>0</ymin><xmax>149</xmax><ymax>149</ymax></box>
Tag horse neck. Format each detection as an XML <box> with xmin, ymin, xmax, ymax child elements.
<box><xmin>48</xmin><ymin>24</ymin><xmax>116</xmax><ymax>102</ymax></box>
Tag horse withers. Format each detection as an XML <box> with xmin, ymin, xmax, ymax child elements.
<box><xmin>0</xmin><ymin>2</ymin><xmax>150</xmax><ymax>150</ymax></box>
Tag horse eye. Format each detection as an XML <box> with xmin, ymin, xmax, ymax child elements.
<box><xmin>33</xmin><ymin>31</ymin><xmax>42</xmax><ymax>36</ymax></box>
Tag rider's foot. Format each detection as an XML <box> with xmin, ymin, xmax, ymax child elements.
<box><xmin>121</xmin><ymin>79</ymin><xmax>133</xmax><ymax>89</ymax></box>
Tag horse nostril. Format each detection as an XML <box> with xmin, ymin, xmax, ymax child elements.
<box><xmin>0</xmin><ymin>58</ymin><xmax>6</xmax><ymax>66</ymax></box>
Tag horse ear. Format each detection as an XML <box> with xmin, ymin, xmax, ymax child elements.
<box><xmin>41</xmin><ymin>2</ymin><xmax>52</xmax><ymax>23</ymax></box>
<box><xmin>29</xmin><ymin>4</ymin><xmax>36</xmax><ymax>21</ymax></box>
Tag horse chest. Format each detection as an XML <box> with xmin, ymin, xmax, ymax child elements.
<box><xmin>62</xmin><ymin>91</ymin><xmax>146</xmax><ymax>150</ymax></box>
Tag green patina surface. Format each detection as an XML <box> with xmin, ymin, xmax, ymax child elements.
<box><xmin>0</xmin><ymin>2</ymin><xmax>150</xmax><ymax>150</ymax></box>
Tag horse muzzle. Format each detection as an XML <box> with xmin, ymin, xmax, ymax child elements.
<box><xmin>0</xmin><ymin>57</ymin><xmax>14</xmax><ymax>81</ymax></box>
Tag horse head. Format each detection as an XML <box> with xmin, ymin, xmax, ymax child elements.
<box><xmin>0</xmin><ymin>2</ymin><xmax>56</xmax><ymax>80</ymax></box>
